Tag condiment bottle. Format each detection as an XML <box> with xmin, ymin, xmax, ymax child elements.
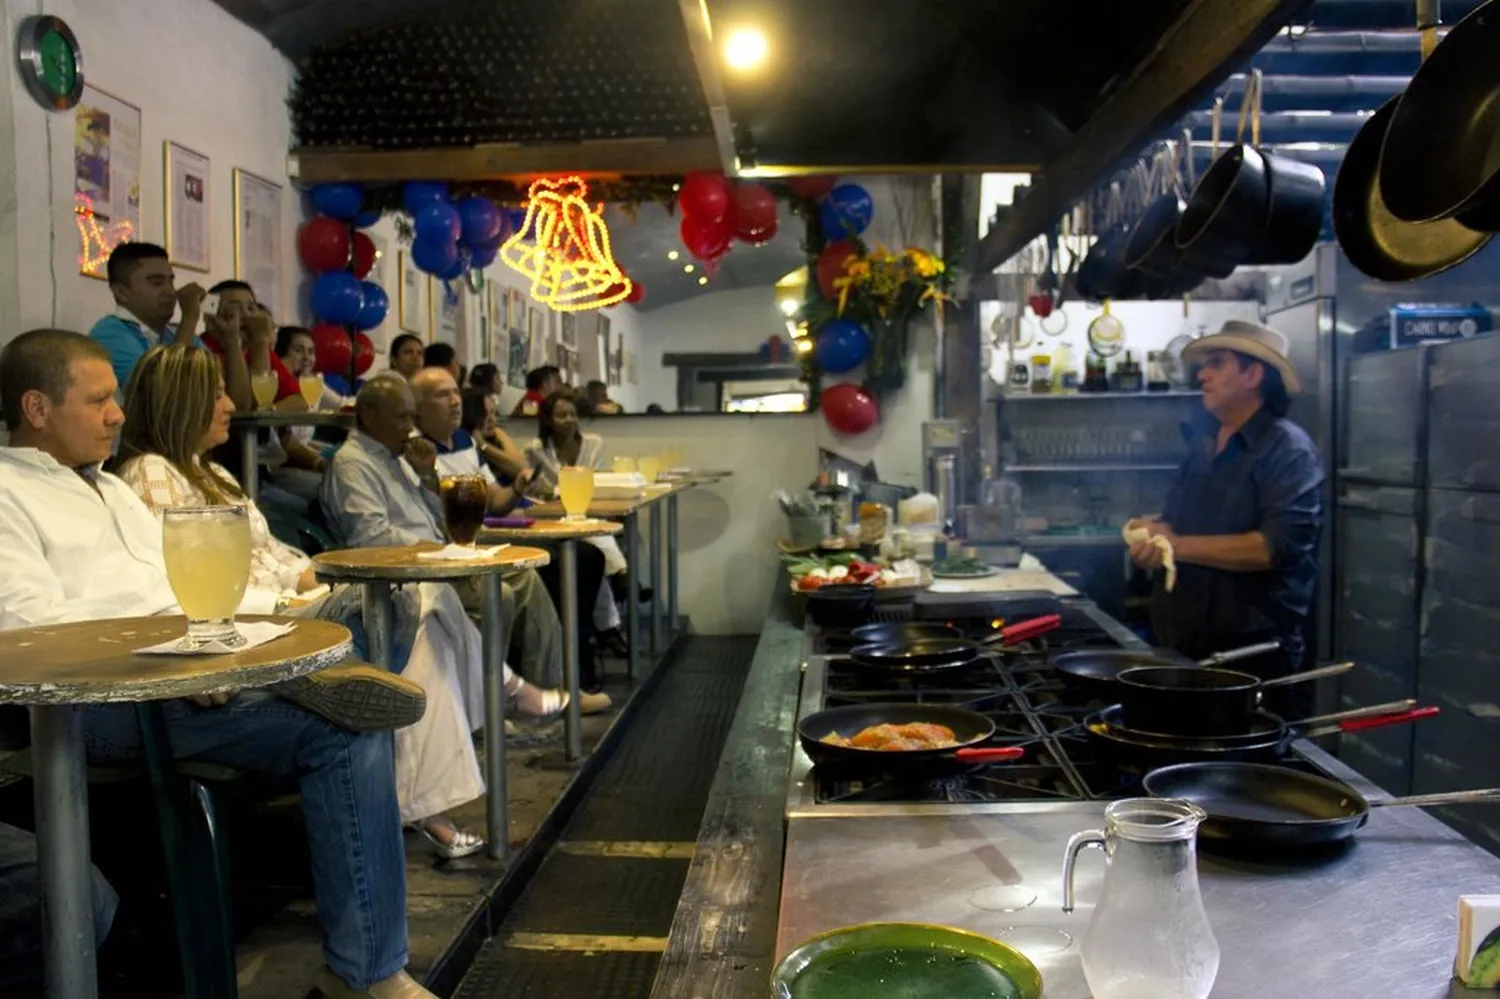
<box><xmin>1030</xmin><ymin>354</ymin><xmax>1052</xmax><ymax>395</ymax></box>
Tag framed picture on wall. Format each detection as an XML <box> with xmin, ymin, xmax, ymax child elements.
<box><xmin>600</xmin><ymin>316</ymin><xmax>616</xmax><ymax>386</ymax></box>
<box><xmin>625</xmin><ymin>351</ymin><xmax>639</xmax><ymax>385</ymax></box>
<box><xmin>486</xmin><ymin>280</ymin><xmax>505</xmax><ymax>360</ymax></box>
<box><xmin>163</xmin><ymin>141</ymin><xmax>209</xmax><ymax>272</ymax></box>
<box><xmin>399</xmin><ymin>251</ymin><xmax>424</xmax><ymax>334</ymax></box>
<box><xmin>527</xmin><ymin>305</ymin><xmax>550</xmax><ymax>369</ymax></box>
<box><xmin>232</xmin><ymin>168</ymin><xmax>284</xmax><ymax>319</ymax></box>
<box><xmin>559</xmin><ymin>312</ymin><xmax>577</xmax><ymax>348</ymax></box>
<box><xmin>74</xmin><ymin>84</ymin><xmax>141</xmax><ymax>279</ymax></box>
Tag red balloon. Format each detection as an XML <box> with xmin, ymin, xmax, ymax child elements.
<box><xmin>788</xmin><ymin>176</ymin><xmax>837</xmax><ymax>200</ymax></box>
<box><xmin>677</xmin><ymin>171</ymin><xmax>731</xmax><ymax>224</ymax></box>
<box><xmin>740</xmin><ymin>218</ymin><xmax>778</xmax><ymax>247</ymax></box>
<box><xmin>351</xmin><ymin>232</ymin><xmax>377</xmax><ymax>279</ymax></box>
<box><xmin>626</xmin><ymin>281</ymin><xmax>647</xmax><ymax>305</ymax></box>
<box><xmin>353</xmin><ymin>332</ymin><xmax>375</xmax><ymax>375</ymax></box>
<box><xmin>310</xmin><ymin>322</ymin><xmax>353</xmax><ymax>375</ymax></box>
<box><xmin>732</xmin><ymin>183</ymin><xmax>777</xmax><ymax>237</ymax></box>
<box><xmin>680</xmin><ymin>214</ymin><xmax>732</xmax><ymax>261</ymax></box>
<box><xmin>816</xmin><ymin>241</ymin><xmax>858</xmax><ymax>299</ymax></box>
<box><xmin>298</xmin><ymin>217</ymin><xmax>352</xmax><ymax>274</ymax></box>
<box><xmin>821</xmin><ymin>382</ymin><xmax>878</xmax><ymax>436</ymax></box>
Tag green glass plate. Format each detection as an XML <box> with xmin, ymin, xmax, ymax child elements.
<box><xmin>771</xmin><ymin>922</ymin><xmax>1044</xmax><ymax>999</ymax></box>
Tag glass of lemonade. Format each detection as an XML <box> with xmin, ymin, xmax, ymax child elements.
<box><xmin>250</xmin><ymin>371</ymin><xmax>279</xmax><ymax>410</ymax></box>
<box><xmin>612</xmin><ymin>456</ymin><xmax>637</xmax><ymax>474</ymax></box>
<box><xmin>637</xmin><ymin>454</ymin><xmax>660</xmax><ymax>484</ymax></box>
<box><xmin>162</xmin><ymin>506</ymin><xmax>253</xmax><ymax>648</ymax></box>
<box><xmin>298</xmin><ymin>374</ymin><xmax>323</xmax><ymax>409</ymax></box>
<box><xmin>558</xmin><ymin>466</ymin><xmax>595</xmax><ymax>521</ymax></box>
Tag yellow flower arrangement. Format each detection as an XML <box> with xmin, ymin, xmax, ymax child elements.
<box><xmin>831</xmin><ymin>243</ymin><xmax>951</xmax><ymax>317</ymax></box>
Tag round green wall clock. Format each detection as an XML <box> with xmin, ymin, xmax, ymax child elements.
<box><xmin>16</xmin><ymin>15</ymin><xmax>84</xmax><ymax>111</ymax></box>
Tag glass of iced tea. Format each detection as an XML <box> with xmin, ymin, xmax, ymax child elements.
<box><xmin>441</xmin><ymin>474</ymin><xmax>489</xmax><ymax>545</ymax></box>
<box><xmin>558</xmin><ymin>466</ymin><xmax>595</xmax><ymax>521</ymax></box>
<box><xmin>162</xmin><ymin>506</ymin><xmax>253</xmax><ymax>648</ymax></box>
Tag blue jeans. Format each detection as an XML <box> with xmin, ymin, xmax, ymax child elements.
<box><xmin>0</xmin><ymin>820</ymin><xmax>116</xmax><ymax>997</ymax></box>
<box><xmin>81</xmin><ymin>692</ymin><xmax>408</xmax><ymax>989</ymax></box>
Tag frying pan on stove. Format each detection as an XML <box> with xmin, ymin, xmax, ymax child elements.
<box><xmin>847</xmin><ymin>615</ymin><xmax>1063</xmax><ymax>675</ymax></box>
<box><xmin>1050</xmin><ymin>640</ymin><xmax>1280</xmax><ymax>704</ymax></box>
<box><xmin>798</xmin><ymin>702</ymin><xmax>1026</xmax><ymax>778</ymax></box>
<box><xmin>1143</xmin><ymin>762</ymin><xmax>1500</xmax><ymax>849</ymax></box>
<box><xmin>849</xmin><ymin>622</ymin><xmax>962</xmax><ymax>646</ymax></box>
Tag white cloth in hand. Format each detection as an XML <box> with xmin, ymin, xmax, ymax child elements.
<box><xmin>417</xmin><ymin>543</ymin><xmax>512</xmax><ymax>561</ymax></box>
<box><xmin>135</xmin><ymin>620</ymin><xmax>295</xmax><ymax>656</ymax></box>
<box><xmin>1123</xmin><ymin>523</ymin><xmax>1177</xmax><ymax>592</ymax></box>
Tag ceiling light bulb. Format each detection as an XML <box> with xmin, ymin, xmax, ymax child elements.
<box><xmin>795</xmin><ymin>338</ymin><xmax>813</xmax><ymax>353</ymax></box>
<box><xmin>684</xmin><ymin>264</ymin><xmax>695</xmax><ymax>273</ymax></box>
<box><xmin>723</xmin><ymin>27</ymin><xmax>768</xmax><ymax>71</ymax></box>
<box><xmin>697</xmin><ymin>276</ymin><xmax>709</xmax><ymax>285</ymax></box>
<box><xmin>667</xmin><ymin>250</ymin><xmax>680</xmax><ymax>261</ymax></box>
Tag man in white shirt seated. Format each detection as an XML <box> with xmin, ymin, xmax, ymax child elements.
<box><xmin>0</xmin><ymin>329</ymin><xmax>435</xmax><ymax>999</ymax></box>
<box><xmin>322</xmin><ymin>376</ymin><xmax>606</xmax><ymax>711</ymax></box>
<box><xmin>410</xmin><ymin>368</ymin><xmax>611</xmax><ymax>697</ymax></box>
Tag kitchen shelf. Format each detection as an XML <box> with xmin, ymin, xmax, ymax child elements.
<box><xmin>1005</xmin><ymin>463</ymin><xmax>1180</xmax><ymax>472</ymax></box>
<box><xmin>1000</xmin><ymin>390</ymin><xmax>1201</xmax><ymax>401</ymax></box>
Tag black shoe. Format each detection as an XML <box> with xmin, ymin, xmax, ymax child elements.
<box><xmin>598</xmin><ymin>628</ymin><xmax>630</xmax><ymax>658</ymax></box>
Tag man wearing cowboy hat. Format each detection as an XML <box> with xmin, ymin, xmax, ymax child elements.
<box><xmin>1128</xmin><ymin>321</ymin><xmax>1324</xmax><ymax>706</ymax></box>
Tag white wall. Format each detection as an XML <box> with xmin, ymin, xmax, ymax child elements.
<box><xmin>499</xmin><ymin>412</ymin><xmax>818</xmax><ymax>634</ymax></box>
<box><xmin>0</xmin><ymin>0</ymin><xmax>298</xmax><ymax>341</ymax></box>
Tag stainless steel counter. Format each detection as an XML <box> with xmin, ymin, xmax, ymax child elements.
<box><xmin>778</xmin><ymin>743</ymin><xmax>1500</xmax><ymax>997</ymax></box>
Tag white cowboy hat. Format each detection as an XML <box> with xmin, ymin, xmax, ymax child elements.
<box><xmin>1182</xmin><ymin>320</ymin><xmax>1302</xmax><ymax>395</ymax></box>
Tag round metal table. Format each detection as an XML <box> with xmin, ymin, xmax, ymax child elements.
<box><xmin>311</xmin><ymin>543</ymin><xmax>551</xmax><ymax>860</ymax></box>
<box><xmin>229</xmin><ymin>410</ymin><xmax>353</xmax><ymax>497</ymax></box>
<box><xmin>476</xmin><ymin>519</ymin><xmax>625</xmax><ymax>761</ymax></box>
<box><xmin>0</xmin><ymin>615</ymin><xmax>351</xmax><ymax>999</ymax></box>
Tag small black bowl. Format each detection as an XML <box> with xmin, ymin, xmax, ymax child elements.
<box><xmin>806</xmin><ymin>585</ymin><xmax>877</xmax><ymax>629</ymax></box>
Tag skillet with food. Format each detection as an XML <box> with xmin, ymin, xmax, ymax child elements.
<box><xmin>798</xmin><ymin>703</ymin><xmax>1026</xmax><ymax>778</ymax></box>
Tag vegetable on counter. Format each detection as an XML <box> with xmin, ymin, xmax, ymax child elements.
<box><xmin>931</xmin><ymin>555</ymin><xmax>994</xmax><ymax>576</ymax></box>
<box><xmin>784</xmin><ymin>552</ymin><xmax>923</xmax><ymax>590</ymax></box>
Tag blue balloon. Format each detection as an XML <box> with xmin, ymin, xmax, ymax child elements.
<box><xmin>311</xmin><ymin>272</ymin><xmax>365</xmax><ymax>325</ymax></box>
<box><xmin>414</xmin><ymin>201</ymin><xmax>461</xmax><ymax>243</ymax></box>
<box><xmin>437</xmin><ymin>245</ymin><xmax>469</xmax><ymax>281</ymax></box>
<box><xmin>503</xmin><ymin>207</ymin><xmax>528</xmax><ymax>239</ymax></box>
<box><xmin>469</xmin><ymin>239</ymin><xmax>500</xmax><ymax>269</ymax></box>
<box><xmin>403</xmin><ymin>181</ymin><xmax>451</xmax><ymax>216</ymax></box>
<box><xmin>323</xmin><ymin>373</ymin><xmax>351</xmax><ymax>397</ymax></box>
<box><xmin>411</xmin><ymin>236</ymin><xmax>458</xmax><ymax>275</ymax></box>
<box><xmin>356</xmin><ymin>282</ymin><xmax>389</xmax><ymax>330</ymax></box>
<box><xmin>815</xmin><ymin>320</ymin><xmax>871</xmax><ymax>374</ymax></box>
<box><xmin>457</xmin><ymin>196</ymin><xmax>503</xmax><ymax>247</ymax></box>
<box><xmin>352</xmin><ymin>208</ymin><xmax>383</xmax><ymax>228</ymax></box>
<box><xmin>820</xmin><ymin>183</ymin><xmax>874</xmax><ymax>240</ymax></box>
<box><xmin>311</xmin><ymin>183</ymin><xmax>364</xmax><ymax>220</ymax></box>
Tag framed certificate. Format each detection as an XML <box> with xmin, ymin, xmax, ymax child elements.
<box><xmin>232</xmin><ymin>167</ymin><xmax>284</xmax><ymax>318</ymax></box>
<box><xmin>164</xmin><ymin>141</ymin><xmax>209</xmax><ymax>272</ymax></box>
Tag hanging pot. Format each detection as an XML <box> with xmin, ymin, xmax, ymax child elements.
<box><xmin>1176</xmin><ymin>82</ymin><xmax>1270</xmax><ymax>276</ymax></box>
<box><xmin>1244</xmin><ymin>153</ymin><xmax>1327</xmax><ymax>264</ymax></box>
<box><xmin>1378</xmin><ymin>0</ymin><xmax>1500</xmax><ymax>232</ymax></box>
<box><xmin>1332</xmin><ymin>96</ymin><xmax>1492</xmax><ymax>282</ymax></box>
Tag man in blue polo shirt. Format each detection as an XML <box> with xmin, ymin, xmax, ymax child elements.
<box><xmin>87</xmin><ymin>243</ymin><xmax>205</xmax><ymax>388</ymax></box>
<box><xmin>1128</xmin><ymin>321</ymin><xmax>1323</xmax><ymax>714</ymax></box>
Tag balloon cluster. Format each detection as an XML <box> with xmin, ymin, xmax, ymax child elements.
<box><xmin>405</xmin><ymin>182</ymin><xmax>512</xmax><ymax>281</ymax></box>
<box><xmin>676</xmin><ymin>172</ymin><xmax>781</xmax><ymax>267</ymax></box>
<box><xmin>790</xmin><ymin>178</ymin><xmax>881</xmax><ymax>437</ymax></box>
<box><xmin>298</xmin><ymin>182</ymin><xmax>385</xmax><ymax>377</ymax></box>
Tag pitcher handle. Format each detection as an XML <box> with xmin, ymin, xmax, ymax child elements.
<box><xmin>1061</xmin><ymin>828</ymin><xmax>1106</xmax><ymax>913</ymax></box>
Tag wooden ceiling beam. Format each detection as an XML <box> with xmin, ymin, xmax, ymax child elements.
<box><xmin>288</xmin><ymin>137</ymin><xmax>723</xmax><ymax>184</ymax></box>
<box><xmin>976</xmin><ymin>0</ymin><xmax>1314</xmax><ymax>272</ymax></box>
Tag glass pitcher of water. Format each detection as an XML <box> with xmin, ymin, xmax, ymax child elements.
<box><xmin>1061</xmin><ymin>798</ymin><xmax>1220</xmax><ymax>999</ymax></box>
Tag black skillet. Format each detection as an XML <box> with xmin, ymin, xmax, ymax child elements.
<box><xmin>1117</xmin><ymin>661</ymin><xmax>1355</xmax><ymax>738</ymax></box>
<box><xmin>848</xmin><ymin>622</ymin><xmax>961</xmax><ymax>646</ymax></box>
<box><xmin>1083</xmin><ymin>702</ymin><xmax>1437</xmax><ymax>773</ymax></box>
<box><xmin>1050</xmin><ymin>639</ymin><xmax>1280</xmax><ymax>704</ymax></box>
<box><xmin>798</xmin><ymin>703</ymin><xmax>1025</xmax><ymax>778</ymax></box>
<box><xmin>1144</xmin><ymin>762</ymin><xmax>1500</xmax><ymax>849</ymax></box>
<box><xmin>846</xmin><ymin>615</ymin><xmax>1062</xmax><ymax>675</ymax></box>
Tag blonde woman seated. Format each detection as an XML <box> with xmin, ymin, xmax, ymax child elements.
<box><xmin>113</xmin><ymin>344</ymin><xmax>566</xmax><ymax>859</ymax></box>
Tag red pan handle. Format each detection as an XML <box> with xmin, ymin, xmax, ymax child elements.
<box><xmin>1000</xmin><ymin>614</ymin><xmax>1062</xmax><ymax>645</ymax></box>
<box><xmin>1339</xmin><ymin>705</ymin><xmax>1440</xmax><ymax>732</ymax></box>
<box><xmin>954</xmin><ymin>747</ymin><xmax>1026</xmax><ymax>763</ymax></box>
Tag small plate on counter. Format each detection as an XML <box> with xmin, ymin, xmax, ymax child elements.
<box><xmin>771</xmin><ymin>921</ymin><xmax>1043</xmax><ymax>999</ymax></box>
<box><xmin>931</xmin><ymin>556</ymin><xmax>1002</xmax><ymax>579</ymax></box>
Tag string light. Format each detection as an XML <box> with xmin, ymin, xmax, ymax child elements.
<box><xmin>500</xmin><ymin>175</ymin><xmax>631</xmax><ymax>311</ymax></box>
<box><xmin>75</xmin><ymin>193</ymin><xmax>134</xmax><ymax>277</ymax></box>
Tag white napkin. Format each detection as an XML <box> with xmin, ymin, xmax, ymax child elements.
<box><xmin>135</xmin><ymin>621</ymin><xmax>296</xmax><ymax>656</ymax></box>
<box><xmin>1122</xmin><ymin>523</ymin><xmax>1177</xmax><ymax>592</ymax></box>
<box><xmin>417</xmin><ymin>543</ymin><xmax>512</xmax><ymax>561</ymax></box>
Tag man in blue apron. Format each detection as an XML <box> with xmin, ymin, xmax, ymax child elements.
<box><xmin>1129</xmin><ymin>322</ymin><xmax>1324</xmax><ymax>713</ymax></box>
